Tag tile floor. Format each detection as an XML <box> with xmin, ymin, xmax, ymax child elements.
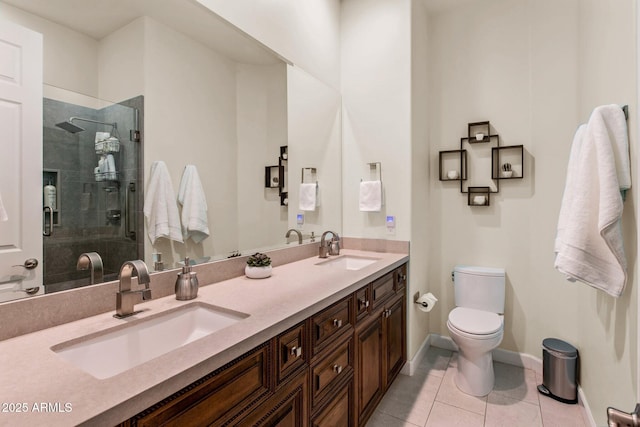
<box><xmin>366</xmin><ymin>347</ymin><xmax>589</xmax><ymax>427</ymax></box>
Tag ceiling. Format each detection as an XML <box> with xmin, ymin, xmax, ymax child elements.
<box><xmin>2</xmin><ymin>0</ymin><xmax>282</xmax><ymax>65</ymax></box>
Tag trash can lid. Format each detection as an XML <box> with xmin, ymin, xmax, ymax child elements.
<box><xmin>542</xmin><ymin>338</ymin><xmax>578</xmax><ymax>357</ymax></box>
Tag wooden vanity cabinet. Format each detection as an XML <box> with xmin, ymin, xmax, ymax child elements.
<box><xmin>355</xmin><ymin>267</ymin><xmax>407</xmax><ymax>426</ymax></box>
<box><xmin>119</xmin><ymin>263</ymin><xmax>407</xmax><ymax>427</ymax></box>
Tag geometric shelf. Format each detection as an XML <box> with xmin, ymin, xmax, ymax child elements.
<box><xmin>439</xmin><ymin>149</ymin><xmax>467</xmax><ymax>181</ymax></box>
<box><xmin>492</xmin><ymin>145</ymin><xmax>524</xmax><ymax>180</ymax></box>
<box><xmin>439</xmin><ymin>121</ymin><xmax>525</xmax><ymax>207</ymax></box>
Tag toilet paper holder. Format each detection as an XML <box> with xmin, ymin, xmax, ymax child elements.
<box><xmin>414</xmin><ymin>292</ymin><xmax>438</xmax><ymax>311</ymax></box>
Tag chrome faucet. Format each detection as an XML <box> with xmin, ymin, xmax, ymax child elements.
<box><xmin>76</xmin><ymin>252</ymin><xmax>103</xmax><ymax>285</ymax></box>
<box><xmin>608</xmin><ymin>404</ymin><xmax>640</xmax><ymax>427</ymax></box>
<box><xmin>115</xmin><ymin>260</ymin><xmax>151</xmax><ymax>318</ymax></box>
<box><xmin>319</xmin><ymin>231</ymin><xmax>340</xmax><ymax>258</ymax></box>
<box><xmin>285</xmin><ymin>228</ymin><xmax>303</xmax><ymax>245</ymax></box>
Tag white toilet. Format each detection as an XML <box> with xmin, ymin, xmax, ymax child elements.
<box><xmin>447</xmin><ymin>265</ymin><xmax>505</xmax><ymax>397</ymax></box>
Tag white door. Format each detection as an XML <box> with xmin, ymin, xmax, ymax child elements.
<box><xmin>0</xmin><ymin>20</ymin><xmax>43</xmax><ymax>302</ymax></box>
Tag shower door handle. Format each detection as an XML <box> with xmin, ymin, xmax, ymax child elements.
<box><xmin>125</xmin><ymin>182</ymin><xmax>136</xmax><ymax>240</ymax></box>
<box><xmin>43</xmin><ymin>206</ymin><xmax>53</xmax><ymax>236</ymax></box>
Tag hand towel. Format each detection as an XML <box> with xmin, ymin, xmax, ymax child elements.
<box><xmin>177</xmin><ymin>165</ymin><xmax>210</xmax><ymax>243</ymax></box>
<box><xmin>359</xmin><ymin>180</ymin><xmax>382</xmax><ymax>212</ymax></box>
<box><xmin>0</xmin><ymin>191</ymin><xmax>7</xmax><ymax>222</ymax></box>
<box><xmin>143</xmin><ymin>161</ymin><xmax>183</xmax><ymax>244</ymax></box>
<box><xmin>299</xmin><ymin>183</ymin><xmax>318</xmax><ymax>211</ymax></box>
<box><xmin>554</xmin><ymin>105</ymin><xmax>629</xmax><ymax>297</ymax></box>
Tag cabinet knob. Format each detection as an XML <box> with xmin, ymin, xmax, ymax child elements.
<box><xmin>383</xmin><ymin>309</ymin><xmax>391</xmax><ymax>318</ymax></box>
<box><xmin>290</xmin><ymin>346</ymin><xmax>302</xmax><ymax>357</ymax></box>
<box><xmin>358</xmin><ymin>298</ymin><xmax>370</xmax><ymax>309</ymax></box>
<box><xmin>333</xmin><ymin>364</ymin><xmax>343</xmax><ymax>374</ymax></box>
<box><xmin>397</xmin><ymin>272</ymin><xmax>407</xmax><ymax>282</ymax></box>
<box><xmin>333</xmin><ymin>319</ymin><xmax>343</xmax><ymax>328</ymax></box>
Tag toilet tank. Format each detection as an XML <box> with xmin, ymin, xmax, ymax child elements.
<box><xmin>453</xmin><ymin>265</ymin><xmax>505</xmax><ymax>313</ymax></box>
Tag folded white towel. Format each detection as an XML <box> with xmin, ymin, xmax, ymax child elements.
<box><xmin>0</xmin><ymin>191</ymin><xmax>7</xmax><ymax>222</ymax></box>
<box><xmin>359</xmin><ymin>180</ymin><xmax>382</xmax><ymax>212</ymax></box>
<box><xmin>299</xmin><ymin>183</ymin><xmax>318</xmax><ymax>211</ymax></box>
<box><xmin>554</xmin><ymin>105</ymin><xmax>629</xmax><ymax>297</ymax></box>
<box><xmin>143</xmin><ymin>161</ymin><xmax>183</xmax><ymax>244</ymax></box>
<box><xmin>177</xmin><ymin>165</ymin><xmax>210</xmax><ymax>243</ymax></box>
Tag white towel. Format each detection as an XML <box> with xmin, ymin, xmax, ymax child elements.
<box><xmin>554</xmin><ymin>105</ymin><xmax>629</xmax><ymax>297</ymax></box>
<box><xmin>0</xmin><ymin>191</ymin><xmax>7</xmax><ymax>222</ymax></box>
<box><xmin>359</xmin><ymin>180</ymin><xmax>382</xmax><ymax>212</ymax></box>
<box><xmin>177</xmin><ymin>165</ymin><xmax>210</xmax><ymax>243</ymax></box>
<box><xmin>299</xmin><ymin>183</ymin><xmax>318</xmax><ymax>211</ymax></box>
<box><xmin>143</xmin><ymin>161</ymin><xmax>183</xmax><ymax>244</ymax></box>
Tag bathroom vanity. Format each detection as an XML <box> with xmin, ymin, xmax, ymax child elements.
<box><xmin>0</xmin><ymin>248</ymin><xmax>408</xmax><ymax>426</ymax></box>
<box><xmin>118</xmin><ymin>263</ymin><xmax>407</xmax><ymax>426</ymax></box>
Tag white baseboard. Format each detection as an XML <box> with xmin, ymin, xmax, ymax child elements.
<box><xmin>404</xmin><ymin>333</ymin><xmax>593</xmax><ymax>425</ymax></box>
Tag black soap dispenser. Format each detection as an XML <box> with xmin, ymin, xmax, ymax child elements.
<box><xmin>175</xmin><ymin>257</ymin><xmax>198</xmax><ymax>300</ymax></box>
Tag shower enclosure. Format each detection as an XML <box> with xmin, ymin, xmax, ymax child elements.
<box><xmin>43</xmin><ymin>95</ymin><xmax>144</xmax><ymax>292</ymax></box>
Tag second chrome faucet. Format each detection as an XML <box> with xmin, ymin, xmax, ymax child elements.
<box><xmin>115</xmin><ymin>260</ymin><xmax>151</xmax><ymax>318</ymax></box>
<box><xmin>319</xmin><ymin>231</ymin><xmax>340</xmax><ymax>258</ymax></box>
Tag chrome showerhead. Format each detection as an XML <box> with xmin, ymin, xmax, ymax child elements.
<box><xmin>55</xmin><ymin>120</ymin><xmax>85</xmax><ymax>134</ymax></box>
<box><xmin>55</xmin><ymin>117</ymin><xmax>117</xmax><ymax>134</ymax></box>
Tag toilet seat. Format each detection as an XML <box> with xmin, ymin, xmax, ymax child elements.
<box><xmin>448</xmin><ymin>307</ymin><xmax>503</xmax><ymax>336</ymax></box>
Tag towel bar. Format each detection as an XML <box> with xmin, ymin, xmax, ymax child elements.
<box><xmin>301</xmin><ymin>167</ymin><xmax>317</xmax><ymax>184</ymax></box>
<box><xmin>362</xmin><ymin>162</ymin><xmax>382</xmax><ymax>182</ymax></box>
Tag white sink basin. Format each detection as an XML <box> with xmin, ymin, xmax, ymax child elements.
<box><xmin>51</xmin><ymin>303</ymin><xmax>249</xmax><ymax>379</ymax></box>
<box><xmin>315</xmin><ymin>255</ymin><xmax>380</xmax><ymax>271</ymax></box>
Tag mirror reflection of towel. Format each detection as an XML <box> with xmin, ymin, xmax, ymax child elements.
<box><xmin>359</xmin><ymin>180</ymin><xmax>382</xmax><ymax>212</ymax></box>
<box><xmin>299</xmin><ymin>183</ymin><xmax>318</xmax><ymax>211</ymax></box>
<box><xmin>143</xmin><ymin>161</ymin><xmax>183</xmax><ymax>244</ymax></box>
<box><xmin>0</xmin><ymin>191</ymin><xmax>7</xmax><ymax>221</ymax></box>
<box><xmin>178</xmin><ymin>165</ymin><xmax>210</xmax><ymax>243</ymax></box>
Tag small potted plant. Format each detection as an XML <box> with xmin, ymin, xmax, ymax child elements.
<box><xmin>245</xmin><ymin>252</ymin><xmax>272</xmax><ymax>279</ymax></box>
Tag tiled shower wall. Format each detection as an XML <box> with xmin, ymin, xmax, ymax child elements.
<box><xmin>42</xmin><ymin>96</ymin><xmax>144</xmax><ymax>292</ymax></box>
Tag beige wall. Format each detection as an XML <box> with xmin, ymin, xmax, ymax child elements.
<box><xmin>196</xmin><ymin>0</ymin><xmax>341</xmax><ymax>90</ymax></box>
<box><xmin>410</xmin><ymin>0</ymin><xmax>432</xmax><ymax>360</ymax></box>
<box><xmin>0</xmin><ymin>2</ymin><xmax>99</xmax><ymax>97</ymax></box>
<box><xmin>341</xmin><ymin>0</ymin><xmax>412</xmax><ymax>242</ymax></box>
<box><xmin>286</xmin><ymin>66</ymin><xmax>343</xmax><ymax>237</ymax></box>
<box><xmin>426</xmin><ymin>0</ymin><xmax>637</xmax><ymax>423</ymax></box>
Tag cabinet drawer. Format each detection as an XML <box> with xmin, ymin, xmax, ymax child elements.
<box><xmin>311</xmin><ymin>336</ymin><xmax>353</xmax><ymax>410</ymax></box>
<box><xmin>311</xmin><ymin>297</ymin><xmax>351</xmax><ymax>355</ymax></box>
<box><xmin>355</xmin><ymin>286</ymin><xmax>371</xmax><ymax>323</ymax></box>
<box><xmin>394</xmin><ymin>264</ymin><xmax>407</xmax><ymax>291</ymax></box>
<box><xmin>275</xmin><ymin>322</ymin><xmax>307</xmax><ymax>386</ymax></box>
<box><xmin>371</xmin><ymin>272</ymin><xmax>394</xmax><ymax>310</ymax></box>
<box><xmin>132</xmin><ymin>344</ymin><xmax>271</xmax><ymax>427</ymax></box>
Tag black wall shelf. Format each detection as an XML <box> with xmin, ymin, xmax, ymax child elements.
<box><xmin>439</xmin><ymin>121</ymin><xmax>524</xmax><ymax>206</ymax></box>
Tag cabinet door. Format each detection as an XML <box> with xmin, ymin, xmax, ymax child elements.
<box><xmin>238</xmin><ymin>371</ymin><xmax>308</xmax><ymax>427</ymax></box>
<box><xmin>355</xmin><ymin>316</ymin><xmax>383</xmax><ymax>425</ymax></box>
<box><xmin>384</xmin><ymin>294</ymin><xmax>406</xmax><ymax>387</ymax></box>
<box><xmin>311</xmin><ymin>379</ymin><xmax>352</xmax><ymax>427</ymax></box>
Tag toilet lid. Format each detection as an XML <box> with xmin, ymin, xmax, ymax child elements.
<box><xmin>449</xmin><ymin>307</ymin><xmax>502</xmax><ymax>335</ymax></box>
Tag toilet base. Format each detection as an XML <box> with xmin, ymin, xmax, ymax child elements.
<box><xmin>454</xmin><ymin>350</ymin><xmax>495</xmax><ymax>397</ymax></box>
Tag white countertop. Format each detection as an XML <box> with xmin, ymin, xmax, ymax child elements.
<box><xmin>0</xmin><ymin>250</ymin><xmax>408</xmax><ymax>427</ymax></box>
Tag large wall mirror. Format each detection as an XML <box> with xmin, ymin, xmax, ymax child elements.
<box><xmin>0</xmin><ymin>0</ymin><xmax>342</xmax><ymax>302</ymax></box>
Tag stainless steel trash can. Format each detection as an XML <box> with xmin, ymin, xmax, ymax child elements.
<box><xmin>537</xmin><ymin>338</ymin><xmax>578</xmax><ymax>404</ymax></box>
